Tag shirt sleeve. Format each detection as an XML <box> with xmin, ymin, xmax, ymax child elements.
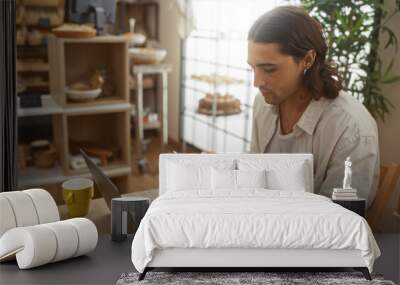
<box><xmin>319</xmin><ymin>126</ymin><xmax>380</xmax><ymax>208</ymax></box>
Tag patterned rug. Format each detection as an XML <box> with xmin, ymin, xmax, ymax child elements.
<box><xmin>116</xmin><ymin>271</ymin><xmax>395</xmax><ymax>285</ymax></box>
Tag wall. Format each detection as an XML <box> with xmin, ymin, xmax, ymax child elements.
<box><xmin>157</xmin><ymin>0</ymin><xmax>182</xmax><ymax>143</ymax></box>
<box><xmin>377</xmin><ymin>0</ymin><xmax>400</xmax><ymax>232</ymax></box>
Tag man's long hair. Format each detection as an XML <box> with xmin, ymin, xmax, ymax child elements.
<box><xmin>248</xmin><ymin>6</ymin><xmax>342</xmax><ymax>100</ymax></box>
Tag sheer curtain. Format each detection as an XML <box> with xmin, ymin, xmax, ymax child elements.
<box><xmin>0</xmin><ymin>0</ymin><xmax>17</xmax><ymax>192</ymax></box>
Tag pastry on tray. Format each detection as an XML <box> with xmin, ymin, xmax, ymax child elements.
<box><xmin>191</xmin><ymin>74</ymin><xmax>244</xmax><ymax>85</ymax></box>
<box><xmin>52</xmin><ymin>23</ymin><xmax>96</xmax><ymax>38</ymax></box>
<box><xmin>198</xmin><ymin>93</ymin><xmax>241</xmax><ymax>116</ymax></box>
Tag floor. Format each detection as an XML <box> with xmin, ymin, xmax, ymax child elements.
<box><xmin>0</xmin><ymin>235</ymin><xmax>134</xmax><ymax>285</ymax></box>
<box><xmin>1</xmin><ymin>234</ymin><xmax>398</xmax><ymax>285</ymax></box>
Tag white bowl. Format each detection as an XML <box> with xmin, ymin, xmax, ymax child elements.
<box><xmin>66</xmin><ymin>88</ymin><xmax>102</xmax><ymax>102</ymax></box>
<box><xmin>129</xmin><ymin>48</ymin><xmax>167</xmax><ymax>64</ymax></box>
<box><xmin>130</xmin><ymin>33</ymin><xmax>146</xmax><ymax>45</ymax></box>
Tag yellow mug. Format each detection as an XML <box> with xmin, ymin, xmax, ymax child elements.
<box><xmin>62</xmin><ymin>178</ymin><xmax>94</xmax><ymax>217</ymax></box>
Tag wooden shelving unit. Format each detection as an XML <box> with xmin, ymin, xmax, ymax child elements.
<box><xmin>53</xmin><ymin>108</ymin><xmax>131</xmax><ymax>175</ymax></box>
<box><xmin>16</xmin><ymin>0</ymin><xmax>64</xmax><ymax>94</ymax></box>
<box><xmin>48</xmin><ymin>36</ymin><xmax>129</xmax><ymax>107</ymax></box>
<box><xmin>18</xmin><ymin>35</ymin><xmax>133</xmax><ymax>194</ymax></box>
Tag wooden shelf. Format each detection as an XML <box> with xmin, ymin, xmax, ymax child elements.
<box><xmin>53</xmin><ymin>110</ymin><xmax>131</xmax><ymax>175</ymax></box>
<box><xmin>17</xmin><ymin>96</ymin><xmax>131</xmax><ymax>117</ymax></box>
<box><xmin>67</xmin><ymin>160</ymin><xmax>131</xmax><ymax>176</ymax></box>
<box><xmin>23</xmin><ymin>0</ymin><xmax>61</xmax><ymax>8</ymax></box>
<box><xmin>18</xmin><ymin>162</ymin><xmax>64</xmax><ymax>189</ymax></box>
<box><xmin>18</xmin><ymin>162</ymin><xmax>131</xmax><ymax>189</ymax></box>
<box><xmin>17</xmin><ymin>64</ymin><xmax>50</xmax><ymax>73</ymax></box>
<box><xmin>65</xmin><ymin>97</ymin><xmax>130</xmax><ymax>110</ymax></box>
<box><xmin>18</xmin><ymin>94</ymin><xmax>63</xmax><ymax>117</ymax></box>
<box><xmin>144</xmin><ymin>120</ymin><xmax>160</xmax><ymax>130</ymax></box>
<box><xmin>63</xmin><ymin>102</ymin><xmax>131</xmax><ymax>115</ymax></box>
<box><xmin>53</xmin><ymin>36</ymin><xmax>128</xmax><ymax>44</ymax></box>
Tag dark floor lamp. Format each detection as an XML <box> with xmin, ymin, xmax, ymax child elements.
<box><xmin>0</xmin><ymin>0</ymin><xmax>17</xmax><ymax>192</ymax></box>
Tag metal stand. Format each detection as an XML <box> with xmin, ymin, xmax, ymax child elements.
<box><xmin>132</xmin><ymin>64</ymin><xmax>172</xmax><ymax>173</ymax></box>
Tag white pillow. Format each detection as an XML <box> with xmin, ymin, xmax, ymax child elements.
<box><xmin>237</xmin><ymin>169</ymin><xmax>267</xmax><ymax>189</ymax></box>
<box><xmin>266</xmin><ymin>163</ymin><xmax>306</xmax><ymax>191</ymax></box>
<box><xmin>238</xmin><ymin>159</ymin><xmax>307</xmax><ymax>191</ymax></box>
<box><xmin>211</xmin><ymin>168</ymin><xmax>236</xmax><ymax>190</ymax></box>
<box><xmin>167</xmin><ymin>162</ymin><xmax>211</xmax><ymax>191</ymax></box>
<box><xmin>211</xmin><ymin>169</ymin><xmax>268</xmax><ymax>190</ymax></box>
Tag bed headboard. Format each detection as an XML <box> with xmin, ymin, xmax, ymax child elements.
<box><xmin>159</xmin><ymin>153</ymin><xmax>314</xmax><ymax>195</ymax></box>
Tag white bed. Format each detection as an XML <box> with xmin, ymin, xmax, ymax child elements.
<box><xmin>131</xmin><ymin>154</ymin><xmax>380</xmax><ymax>281</ymax></box>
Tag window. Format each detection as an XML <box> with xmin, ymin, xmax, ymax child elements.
<box><xmin>181</xmin><ymin>0</ymin><xmax>297</xmax><ymax>152</ymax></box>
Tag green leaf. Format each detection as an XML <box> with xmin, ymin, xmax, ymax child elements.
<box><xmin>301</xmin><ymin>0</ymin><xmax>399</xmax><ymax>120</ymax></box>
<box><xmin>381</xmin><ymin>75</ymin><xmax>400</xmax><ymax>84</ymax></box>
<box><xmin>384</xmin><ymin>59</ymin><xmax>395</xmax><ymax>76</ymax></box>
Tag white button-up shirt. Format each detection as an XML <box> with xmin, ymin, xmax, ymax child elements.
<box><xmin>250</xmin><ymin>91</ymin><xmax>379</xmax><ymax>207</ymax></box>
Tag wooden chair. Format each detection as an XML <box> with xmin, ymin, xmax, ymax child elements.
<box><xmin>367</xmin><ymin>164</ymin><xmax>400</xmax><ymax>231</ymax></box>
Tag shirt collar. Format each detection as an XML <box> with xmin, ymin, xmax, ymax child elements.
<box><xmin>295</xmin><ymin>97</ymin><xmax>331</xmax><ymax>136</ymax></box>
<box><xmin>263</xmin><ymin>94</ymin><xmax>332</xmax><ymax>137</ymax></box>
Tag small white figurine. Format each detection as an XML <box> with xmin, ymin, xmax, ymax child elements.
<box><xmin>342</xmin><ymin>157</ymin><xmax>352</xmax><ymax>189</ymax></box>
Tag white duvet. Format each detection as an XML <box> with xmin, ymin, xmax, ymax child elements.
<box><xmin>131</xmin><ymin>190</ymin><xmax>380</xmax><ymax>273</ymax></box>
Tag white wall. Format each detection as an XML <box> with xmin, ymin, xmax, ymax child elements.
<box><xmin>376</xmin><ymin>0</ymin><xmax>400</xmax><ymax>232</ymax></box>
<box><xmin>157</xmin><ymin>0</ymin><xmax>182</xmax><ymax>142</ymax></box>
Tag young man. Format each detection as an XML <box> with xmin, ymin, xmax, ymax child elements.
<box><xmin>247</xmin><ymin>6</ymin><xmax>379</xmax><ymax>206</ymax></box>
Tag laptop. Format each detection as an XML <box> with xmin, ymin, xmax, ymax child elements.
<box><xmin>80</xmin><ymin>149</ymin><xmax>121</xmax><ymax>209</ymax></box>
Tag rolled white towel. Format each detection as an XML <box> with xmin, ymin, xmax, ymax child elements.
<box><xmin>0</xmin><ymin>196</ymin><xmax>17</xmax><ymax>237</ymax></box>
<box><xmin>0</xmin><ymin>218</ymin><xmax>98</xmax><ymax>269</ymax></box>
<box><xmin>42</xmin><ymin>221</ymin><xmax>79</xmax><ymax>263</ymax></box>
<box><xmin>23</xmin><ymin>189</ymin><xmax>60</xmax><ymax>224</ymax></box>
<box><xmin>0</xmin><ymin>226</ymin><xmax>57</xmax><ymax>269</ymax></box>
<box><xmin>66</xmin><ymin>218</ymin><xmax>98</xmax><ymax>257</ymax></box>
<box><xmin>0</xmin><ymin>192</ymin><xmax>39</xmax><ymax>227</ymax></box>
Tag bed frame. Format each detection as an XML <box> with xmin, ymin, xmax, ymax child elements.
<box><xmin>138</xmin><ymin>154</ymin><xmax>372</xmax><ymax>281</ymax></box>
<box><xmin>138</xmin><ymin>248</ymin><xmax>371</xmax><ymax>280</ymax></box>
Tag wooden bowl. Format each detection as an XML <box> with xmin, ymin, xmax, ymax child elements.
<box><xmin>52</xmin><ymin>24</ymin><xmax>96</xmax><ymax>39</ymax></box>
<box><xmin>129</xmin><ymin>48</ymin><xmax>167</xmax><ymax>64</ymax></box>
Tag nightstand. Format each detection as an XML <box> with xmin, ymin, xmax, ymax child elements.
<box><xmin>111</xmin><ymin>197</ymin><xmax>150</xmax><ymax>242</ymax></box>
<box><xmin>332</xmin><ymin>198</ymin><xmax>366</xmax><ymax>217</ymax></box>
